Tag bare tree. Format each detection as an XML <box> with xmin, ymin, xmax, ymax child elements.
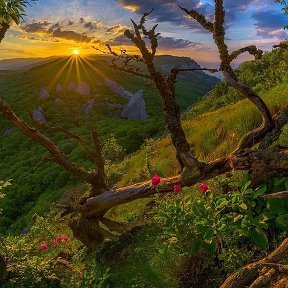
<box><xmin>0</xmin><ymin>0</ymin><xmax>287</xmax><ymax>253</ymax></box>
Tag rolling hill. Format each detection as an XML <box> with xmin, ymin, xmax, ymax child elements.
<box><xmin>0</xmin><ymin>54</ymin><xmax>219</xmax><ymax>232</ymax></box>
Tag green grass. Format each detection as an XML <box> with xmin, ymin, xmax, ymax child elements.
<box><xmin>0</xmin><ymin>55</ymin><xmax>217</xmax><ymax>233</ymax></box>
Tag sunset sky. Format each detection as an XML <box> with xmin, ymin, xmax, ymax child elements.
<box><xmin>0</xmin><ymin>0</ymin><xmax>287</xmax><ymax>67</ymax></box>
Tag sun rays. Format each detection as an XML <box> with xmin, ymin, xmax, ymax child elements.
<box><xmin>46</xmin><ymin>54</ymin><xmax>109</xmax><ymax>92</ymax></box>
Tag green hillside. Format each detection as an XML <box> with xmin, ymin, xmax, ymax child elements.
<box><xmin>0</xmin><ymin>44</ymin><xmax>287</xmax><ymax>288</ymax></box>
<box><xmin>0</xmin><ymin>55</ymin><xmax>218</xmax><ymax>232</ymax></box>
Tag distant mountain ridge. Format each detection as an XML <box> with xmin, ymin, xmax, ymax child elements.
<box><xmin>0</xmin><ymin>56</ymin><xmax>59</xmax><ymax>70</ymax></box>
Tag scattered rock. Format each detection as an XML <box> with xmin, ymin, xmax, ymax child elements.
<box><xmin>104</xmin><ymin>79</ymin><xmax>134</xmax><ymax>100</ymax></box>
<box><xmin>121</xmin><ymin>90</ymin><xmax>148</xmax><ymax>120</ymax></box>
<box><xmin>32</xmin><ymin>107</ymin><xmax>46</xmax><ymax>123</ymax></box>
<box><xmin>2</xmin><ymin>127</ymin><xmax>15</xmax><ymax>136</ymax></box>
<box><xmin>39</xmin><ymin>87</ymin><xmax>50</xmax><ymax>99</ymax></box>
<box><xmin>77</xmin><ymin>81</ymin><xmax>90</xmax><ymax>96</ymax></box>
<box><xmin>67</xmin><ymin>81</ymin><xmax>76</xmax><ymax>91</ymax></box>
<box><xmin>84</xmin><ymin>99</ymin><xmax>95</xmax><ymax>115</ymax></box>
<box><xmin>55</xmin><ymin>83</ymin><xmax>63</xmax><ymax>93</ymax></box>
<box><xmin>55</xmin><ymin>98</ymin><xmax>62</xmax><ymax>104</ymax></box>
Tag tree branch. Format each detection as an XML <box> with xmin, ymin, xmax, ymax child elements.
<box><xmin>178</xmin><ymin>5</ymin><xmax>214</xmax><ymax>32</ymax></box>
<box><xmin>169</xmin><ymin>67</ymin><xmax>218</xmax><ymax>82</ymax></box>
<box><xmin>29</xmin><ymin>112</ymin><xmax>98</xmax><ymax>162</ymax></box>
<box><xmin>229</xmin><ymin>46</ymin><xmax>263</xmax><ymax>62</ymax></box>
<box><xmin>220</xmin><ymin>237</ymin><xmax>288</xmax><ymax>288</ymax></box>
<box><xmin>62</xmin><ymin>146</ymin><xmax>288</xmax><ymax>217</ymax></box>
<box><xmin>0</xmin><ymin>97</ymin><xmax>96</xmax><ymax>184</ymax></box>
<box><xmin>0</xmin><ymin>22</ymin><xmax>10</xmax><ymax>43</ymax></box>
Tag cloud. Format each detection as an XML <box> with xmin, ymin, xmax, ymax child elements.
<box><xmin>79</xmin><ymin>17</ymin><xmax>100</xmax><ymax>30</ymax></box>
<box><xmin>22</xmin><ymin>20</ymin><xmax>52</xmax><ymax>33</ymax></box>
<box><xmin>105</xmin><ymin>24</ymin><xmax>129</xmax><ymax>36</ymax></box>
<box><xmin>19</xmin><ymin>18</ymin><xmax>102</xmax><ymax>44</ymax></box>
<box><xmin>50</xmin><ymin>28</ymin><xmax>94</xmax><ymax>43</ymax></box>
<box><xmin>109</xmin><ymin>33</ymin><xmax>204</xmax><ymax>50</ymax></box>
<box><xmin>116</xmin><ymin>0</ymin><xmax>264</xmax><ymax>32</ymax></box>
<box><xmin>252</xmin><ymin>11</ymin><xmax>288</xmax><ymax>39</ymax></box>
<box><xmin>116</xmin><ymin>0</ymin><xmax>212</xmax><ymax>32</ymax></box>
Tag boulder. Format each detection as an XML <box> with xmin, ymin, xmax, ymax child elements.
<box><xmin>121</xmin><ymin>90</ymin><xmax>148</xmax><ymax>120</ymax></box>
<box><xmin>39</xmin><ymin>87</ymin><xmax>49</xmax><ymax>99</ymax></box>
<box><xmin>84</xmin><ymin>99</ymin><xmax>95</xmax><ymax>115</ymax></box>
<box><xmin>104</xmin><ymin>79</ymin><xmax>134</xmax><ymax>100</ymax></box>
<box><xmin>55</xmin><ymin>83</ymin><xmax>63</xmax><ymax>93</ymax></box>
<box><xmin>2</xmin><ymin>127</ymin><xmax>15</xmax><ymax>136</ymax></box>
<box><xmin>67</xmin><ymin>81</ymin><xmax>76</xmax><ymax>91</ymax></box>
<box><xmin>32</xmin><ymin>107</ymin><xmax>46</xmax><ymax>123</ymax></box>
<box><xmin>77</xmin><ymin>81</ymin><xmax>90</xmax><ymax>96</ymax></box>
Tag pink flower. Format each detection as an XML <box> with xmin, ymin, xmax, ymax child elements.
<box><xmin>55</xmin><ymin>235</ymin><xmax>62</xmax><ymax>242</ymax></box>
<box><xmin>199</xmin><ymin>183</ymin><xmax>209</xmax><ymax>193</ymax></box>
<box><xmin>40</xmin><ymin>243</ymin><xmax>48</xmax><ymax>250</ymax></box>
<box><xmin>151</xmin><ymin>174</ymin><xmax>161</xmax><ymax>186</ymax></box>
<box><xmin>174</xmin><ymin>185</ymin><xmax>182</xmax><ymax>192</ymax></box>
<box><xmin>61</xmin><ymin>236</ymin><xmax>69</xmax><ymax>243</ymax></box>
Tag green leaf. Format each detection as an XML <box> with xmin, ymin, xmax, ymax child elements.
<box><xmin>204</xmin><ymin>228</ymin><xmax>214</xmax><ymax>244</ymax></box>
<box><xmin>203</xmin><ymin>240</ymin><xmax>217</xmax><ymax>254</ymax></box>
<box><xmin>267</xmin><ymin>199</ymin><xmax>288</xmax><ymax>214</ymax></box>
<box><xmin>275</xmin><ymin>214</ymin><xmax>288</xmax><ymax>232</ymax></box>
<box><xmin>254</xmin><ymin>184</ymin><xmax>267</xmax><ymax>198</ymax></box>
<box><xmin>239</xmin><ymin>203</ymin><xmax>248</xmax><ymax>210</ymax></box>
<box><xmin>249</xmin><ymin>228</ymin><xmax>268</xmax><ymax>249</ymax></box>
<box><xmin>191</xmin><ymin>239</ymin><xmax>201</xmax><ymax>254</ymax></box>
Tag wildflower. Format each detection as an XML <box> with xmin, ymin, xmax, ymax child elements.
<box><xmin>199</xmin><ymin>183</ymin><xmax>209</xmax><ymax>193</ymax></box>
<box><xmin>61</xmin><ymin>236</ymin><xmax>69</xmax><ymax>243</ymax></box>
<box><xmin>40</xmin><ymin>243</ymin><xmax>48</xmax><ymax>250</ymax></box>
<box><xmin>151</xmin><ymin>174</ymin><xmax>161</xmax><ymax>186</ymax></box>
<box><xmin>55</xmin><ymin>235</ymin><xmax>62</xmax><ymax>242</ymax></box>
<box><xmin>174</xmin><ymin>185</ymin><xmax>182</xmax><ymax>192</ymax></box>
<box><xmin>53</xmin><ymin>243</ymin><xmax>58</xmax><ymax>249</ymax></box>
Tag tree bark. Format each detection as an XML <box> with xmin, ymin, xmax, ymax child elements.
<box><xmin>0</xmin><ymin>23</ymin><xmax>10</xmax><ymax>43</ymax></box>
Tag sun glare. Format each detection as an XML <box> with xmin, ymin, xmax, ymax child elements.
<box><xmin>73</xmin><ymin>49</ymin><xmax>79</xmax><ymax>55</ymax></box>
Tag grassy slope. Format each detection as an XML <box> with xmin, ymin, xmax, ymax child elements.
<box><xmin>0</xmin><ymin>55</ymin><xmax>217</xmax><ymax>232</ymax></box>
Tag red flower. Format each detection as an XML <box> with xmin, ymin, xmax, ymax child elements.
<box><xmin>61</xmin><ymin>236</ymin><xmax>69</xmax><ymax>243</ymax></box>
<box><xmin>151</xmin><ymin>174</ymin><xmax>161</xmax><ymax>186</ymax></box>
<box><xmin>40</xmin><ymin>243</ymin><xmax>48</xmax><ymax>250</ymax></box>
<box><xmin>53</xmin><ymin>243</ymin><xmax>58</xmax><ymax>249</ymax></box>
<box><xmin>55</xmin><ymin>235</ymin><xmax>62</xmax><ymax>242</ymax></box>
<box><xmin>174</xmin><ymin>185</ymin><xmax>182</xmax><ymax>192</ymax></box>
<box><xmin>199</xmin><ymin>183</ymin><xmax>209</xmax><ymax>193</ymax></box>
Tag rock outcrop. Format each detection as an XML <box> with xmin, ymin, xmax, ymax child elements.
<box><xmin>32</xmin><ymin>107</ymin><xmax>46</xmax><ymax>123</ymax></box>
<box><xmin>76</xmin><ymin>81</ymin><xmax>90</xmax><ymax>96</ymax></box>
<box><xmin>39</xmin><ymin>87</ymin><xmax>49</xmax><ymax>99</ymax></box>
<box><xmin>55</xmin><ymin>83</ymin><xmax>63</xmax><ymax>93</ymax></box>
<box><xmin>84</xmin><ymin>99</ymin><xmax>95</xmax><ymax>115</ymax></box>
<box><xmin>104</xmin><ymin>79</ymin><xmax>134</xmax><ymax>100</ymax></box>
<box><xmin>121</xmin><ymin>90</ymin><xmax>148</xmax><ymax>120</ymax></box>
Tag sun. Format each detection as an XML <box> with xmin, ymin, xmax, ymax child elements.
<box><xmin>73</xmin><ymin>49</ymin><xmax>79</xmax><ymax>55</ymax></box>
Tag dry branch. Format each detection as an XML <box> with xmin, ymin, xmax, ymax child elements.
<box><xmin>220</xmin><ymin>238</ymin><xmax>288</xmax><ymax>288</ymax></box>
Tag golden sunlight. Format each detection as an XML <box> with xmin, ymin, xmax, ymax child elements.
<box><xmin>73</xmin><ymin>49</ymin><xmax>79</xmax><ymax>55</ymax></box>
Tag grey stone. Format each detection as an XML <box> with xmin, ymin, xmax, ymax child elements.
<box><xmin>104</xmin><ymin>79</ymin><xmax>134</xmax><ymax>100</ymax></box>
<box><xmin>121</xmin><ymin>90</ymin><xmax>148</xmax><ymax>120</ymax></box>
<box><xmin>77</xmin><ymin>81</ymin><xmax>90</xmax><ymax>96</ymax></box>
<box><xmin>32</xmin><ymin>107</ymin><xmax>46</xmax><ymax>123</ymax></box>
<box><xmin>39</xmin><ymin>87</ymin><xmax>49</xmax><ymax>99</ymax></box>
<box><xmin>84</xmin><ymin>99</ymin><xmax>95</xmax><ymax>115</ymax></box>
<box><xmin>56</xmin><ymin>83</ymin><xmax>63</xmax><ymax>93</ymax></box>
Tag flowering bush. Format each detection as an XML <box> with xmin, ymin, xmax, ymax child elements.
<box><xmin>152</xmin><ymin>176</ymin><xmax>288</xmax><ymax>271</ymax></box>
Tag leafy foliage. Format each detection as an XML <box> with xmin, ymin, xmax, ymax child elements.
<box><xmin>151</xmin><ymin>176</ymin><xmax>288</xmax><ymax>273</ymax></box>
<box><xmin>0</xmin><ymin>0</ymin><xmax>36</xmax><ymax>25</ymax></box>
